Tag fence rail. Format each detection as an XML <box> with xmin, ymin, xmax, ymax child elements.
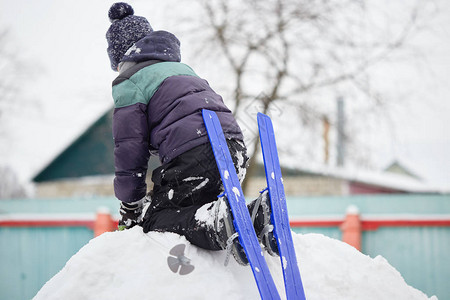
<box><xmin>2</xmin><ymin>212</ymin><xmax>449</xmax><ymax>246</ymax></box>
<box><xmin>1</xmin><ymin>197</ymin><xmax>449</xmax><ymax>300</ymax></box>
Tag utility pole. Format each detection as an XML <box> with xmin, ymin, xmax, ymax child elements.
<box><xmin>336</xmin><ymin>97</ymin><xmax>345</xmax><ymax>167</ymax></box>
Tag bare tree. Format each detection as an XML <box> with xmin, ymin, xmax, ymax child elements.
<box><xmin>192</xmin><ymin>0</ymin><xmax>433</xmax><ymax>193</ymax></box>
<box><xmin>0</xmin><ymin>29</ymin><xmax>31</xmax><ymax>198</ymax></box>
<box><xmin>0</xmin><ymin>29</ymin><xmax>25</xmax><ymax>121</ymax></box>
<box><xmin>0</xmin><ymin>165</ymin><xmax>27</xmax><ymax>199</ymax></box>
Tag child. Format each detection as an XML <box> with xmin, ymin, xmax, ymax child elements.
<box><xmin>106</xmin><ymin>2</ymin><xmax>277</xmax><ymax>264</ymax></box>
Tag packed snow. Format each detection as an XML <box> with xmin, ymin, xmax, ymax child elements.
<box><xmin>194</xmin><ymin>201</ymin><xmax>221</xmax><ymax>229</ymax></box>
<box><xmin>232</xmin><ymin>187</ymin><xmax>241</xmax><ymax>198</ymax></box>
<box><xmin>168</xmin><ymin>189</ymin><xmax>174</xmax><ymax>200</ymax></box>
<box><xmin>192</xmin><ymin>178</ymin><xmax>210</xmax><ymax>192</ymax></box>
<box><xmin>33</xmin><ymin>227</ymin><xmax>437</xmax><ymax>300</ymax></box>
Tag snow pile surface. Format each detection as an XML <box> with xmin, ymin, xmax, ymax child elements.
<box><xmin>34</xmin><ymin>227</ymin><xmax>437</xmax><ymax>300</ymax></box>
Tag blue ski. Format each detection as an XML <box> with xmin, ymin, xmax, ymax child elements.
<box><xmin>202</xmin><ymin>109</ymin><xmax>280</xmax><ymax>300</ymax></box>
<box><xmin>258</xmin><ymin>112</ymin><xmax>307</xmax><ymax>300</ymax></box>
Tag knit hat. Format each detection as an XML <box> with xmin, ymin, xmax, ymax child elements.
<box><xmin>106</xmin><ymin>2</ymin><xmax>153</xmax><ymax>71</ymax></box>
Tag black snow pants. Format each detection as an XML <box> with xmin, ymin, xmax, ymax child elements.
<box><xmin>142</xmin><ymin>139</ymin><xmax>248</xmax><ymax>250</ymax></box>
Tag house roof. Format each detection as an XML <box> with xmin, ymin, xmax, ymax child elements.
<box><xmin>383</xmin><ymin>160</ymin><xmax>422</xmax><ymax>180</ymax></box>
<box><xmin>281</xmin><ymin>162</ymin><xmax>446</xmax><ymax>194</ymax></box>
<box><xmin>32</xmin><ymin>107</ymin><xmax>162</xmax><ymax>183</ymax></box>
<box><xmin>33</xmin><ymin>109</ymin><xmax>116</xmax><ymax>182</ymax></box>
<box><xmin>31</xmin><ymin>107</ymin><xmax>445</xmax><ymax>194</ymax></box>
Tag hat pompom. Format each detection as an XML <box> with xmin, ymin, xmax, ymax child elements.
<box><xmin>108</xmin><ymin>2</ymin><xmax>134</xmax><ymax>22</ymax></box>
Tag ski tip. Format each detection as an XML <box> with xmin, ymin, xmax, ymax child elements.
<box><xmin>257</xmin><ymin>112</ymin><xmax>272</xmax><ymax>127</ymax></box>
<box><xmin>202</xmin><ymin>108</ymin><xmax>210</xmax><ymax>116</ymax></box>
<box><xmin>257</xmin><ymin>112</ymin><xmax>269</xmax><ymax>119</ymax></box>
<box><xmin>202</xmin><ymin>109</ymin><xmax>216</xmax><ymax>120</ymax></box>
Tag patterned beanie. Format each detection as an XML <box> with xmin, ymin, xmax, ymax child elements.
<box><xmin>106</xmin><ymin>2</ymin><xmax>153</xmax><ymax>71</ymax></box>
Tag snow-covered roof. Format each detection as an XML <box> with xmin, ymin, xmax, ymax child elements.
<box><xmin>281</xmin><ymin>162</ymin><xmax>448</xmax><ymax>194</ymax></box>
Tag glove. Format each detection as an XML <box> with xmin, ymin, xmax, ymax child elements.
<box><xmin>118</xmin><ymin>199</ymin><xmax>145</xmax><ymax>231</ymax></box>
<box><xmin>118</xmin><ymin>194</ymin><xmax>152</xmax><ymax>231</ymax></box>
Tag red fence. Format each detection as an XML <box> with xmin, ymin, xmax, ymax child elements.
<box><xmin>290</xmin><ymin>211</ymin><xmax>450</xmax><ymax>250</ymax></box>
<box><xmin>0</xmin><ymin>212</ymin><xmax>117</xmax><ymax>237</ymax></box>
<box><xmin>1</xmin><ymin>211</ymin><xmax>450</xmax><ymax>251</ymax></box>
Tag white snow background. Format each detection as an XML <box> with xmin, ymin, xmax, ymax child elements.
<box><xmin>0</xmin><ymin>2</ymin><xmax>444</xmax><ymax>299</ymax></box>
<box><xmin>33</xmin><ymin>228</ymin><xmax>437</xmax><ymax>300</ymax></box>
<box><xmin>0</xmin><ymin>0</ymin><xmax>449</xmax><ymax>190</ymax></box>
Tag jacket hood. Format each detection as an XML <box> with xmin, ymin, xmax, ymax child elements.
<box><xmin>121</xmin><ymin>30</ymin><xmax>181</xmax><ymax>64</ymax></box>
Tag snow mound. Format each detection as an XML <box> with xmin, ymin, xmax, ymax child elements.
<box><xmin>34</xmin><ymin>227</ymin><xmax>437</xmax><ymax>300</ymax></box>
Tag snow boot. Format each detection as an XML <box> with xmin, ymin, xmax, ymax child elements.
<box><xmin>213</xmin><ymin>197</ymin><xmax>249</xmax><ymax>266</ymax></box>
<box><xmin>249</xmin><ymin>190</ymin><xmax>279</xmax><ymax>256</ymax></box>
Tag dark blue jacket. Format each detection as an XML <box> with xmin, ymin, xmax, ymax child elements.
<box><xmin>112</xmin><ymin>31</ymin><xmax>243</xmax><ymax>202</ymax></box>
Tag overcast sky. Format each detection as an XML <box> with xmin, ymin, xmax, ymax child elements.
<box><xmin>0</xmin><ymin>0</ymin><xmax>449</xmax><ymax>190</ymax></box>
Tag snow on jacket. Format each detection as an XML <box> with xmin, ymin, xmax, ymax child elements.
<box><xmin>111</xmin><ymin>31</ymin><xmax>244</xmax><ymax>203</ymax></box>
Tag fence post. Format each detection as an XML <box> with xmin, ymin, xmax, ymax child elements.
<box><xmin>341</xmin><ymin>205</ymin><xmax>362</xmax><ymax>251</ymax></box>
<box><xmin>94</xmin><ymin>208</ymin><xmax>115</xmax><ymax>237</ymax></box>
